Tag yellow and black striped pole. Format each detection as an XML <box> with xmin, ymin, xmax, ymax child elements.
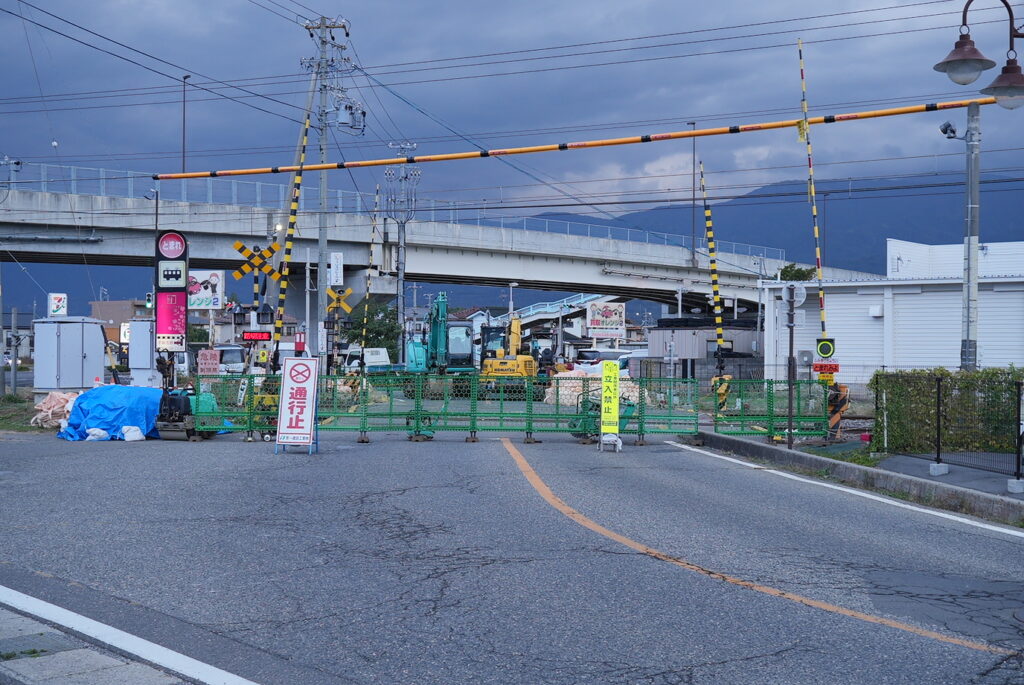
<box><xmin>271</xmin><ymin>116</ymin><xmax>311</xmax><ymax>365</ymax></box>
<box><xmin>700</xmin><ymin>162</ymin><xmax>731</xmax><ymax>414</ymax></box>
<box><xmin>797</xmin><ymin>39</ymin><xmax>828</xmax><ymax>343</ymax></box>
<box><xmin>155</xmin><ymin>97</ymin><xmax>996</xmax><ymax>181</ymax></box>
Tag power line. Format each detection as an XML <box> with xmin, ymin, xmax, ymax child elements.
<box><xmin>14</xmin><ymin>1</ymin><xmax>97</xmax><ymax>301</ymax></box>
<box><xmin>242</xmin><ymin>0</ymin><xmax>306</xmax><ymax>25</ymax></box>
<box><xmin>354</xmin><ymin>65</ymin><xmax>641</xmax><ymax>227</ymax></box>
<box><xmin>0</xmin><ymin>3</ymin><xmax>304</xmax><ymax>124</ymax></box>
<box><xmin>361</xmin><ymin>1</ymin><xmax>957</xmax><ymax>70</ymax></box>
<box><xmin>355</xmin><ymin>6</ymin><xmax>1007</xmax><ymax>79</ymax></box>
<box><xmin>3</xmin><ymin>5</ymin><xmax>1018</xmax><ymax>112</ymax></box>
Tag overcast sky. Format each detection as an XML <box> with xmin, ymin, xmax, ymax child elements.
<box><xmin>1</xmin><ymin>0</ymin><xmax>1022</xmax><ymax>311</ymax></box>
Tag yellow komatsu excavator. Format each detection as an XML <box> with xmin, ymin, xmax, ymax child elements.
<box><xmin>482</xmin><ymin>316</ymin><xmax>536</xmax><ymax>377</ymax></box>
<box><xmin>480</xmin><ymin>316</ymin><xmax>542</xmax><ymax>399</ymax></box>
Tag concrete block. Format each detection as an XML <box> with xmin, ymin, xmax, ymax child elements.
<box><xmin>0</xmin><ymin>611</ymin><xmax>48</xmax><ymax>640</ymax></box>
<box><xmin>41</xmin><ymin>662</ymin><xmax>183</xmax><ymax>685</ymax></box>
<box><xmin>1008</xmin><ymin>479</ymin><xmax>1024</xmax><ymax>494</ymax></box>
<box><xmin>0</xmin><ymin>632</ymin><xmax>80</xmax><ymax>657</ymax></box>
<box><xmin>929</xmin><ymin>462</ymin><xmax>950</xmax><ymax>476</ymax></box>
<box><xmin>0</xmin><ymin>648</ymin><xmax>123</xmax><ymax>682</ymax></box>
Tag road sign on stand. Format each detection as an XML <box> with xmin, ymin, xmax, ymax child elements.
<box><xmin>155</xmin><ymin>231</ymin><xmax>189</xmax><ymax>354</ymax></box>
<box><xmin>276</xmin><ymin>357</ymin><xmax>320</xmax><ymax>453</ymax></box>
<box><xmin>601</xmin><ymin>360</ymin><xmax>620</xmax><ymax>434</ymax></box>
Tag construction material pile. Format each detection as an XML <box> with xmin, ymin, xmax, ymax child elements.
<box><xmin>543</xmin><ymin>370</ymin><xmax>645</xmax><ymax>406</ymax></box>
<box><xmin>31</xmin><ymin>391</ymin><xmax>79</xmax><ymax>429</ymax></box>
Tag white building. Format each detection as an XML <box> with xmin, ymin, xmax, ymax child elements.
<box><xmin>761</xmin><ymin>239</ymin><xmax>1024</xmax><ymax>384</ymax></box>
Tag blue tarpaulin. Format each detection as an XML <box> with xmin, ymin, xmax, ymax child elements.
<box><xmin>57</xmin><ymin>385</ymin><xmax>163</xmax><ymax>441</ymax></box>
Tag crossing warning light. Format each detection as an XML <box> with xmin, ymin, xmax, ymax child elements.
<box><xmin>816</xmin><ymin>337</ymin><xmax>836</xmax><ymax>359</ymax></box>
<box><xmin>145</xmin><ymin>292</ymin><xmax>153</xmax><ymax>309</ymax></box>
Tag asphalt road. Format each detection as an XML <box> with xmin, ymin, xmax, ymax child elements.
<box><xmin>0</xmin><ymin>430</ymin><xmax>1021</xmax><ymax>684</ymax></box>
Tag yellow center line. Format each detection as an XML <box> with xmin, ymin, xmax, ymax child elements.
<box><xmin>499</xmin><ymin>438</ymin><xmax>1013</xmax><ymax>656</ymax></box>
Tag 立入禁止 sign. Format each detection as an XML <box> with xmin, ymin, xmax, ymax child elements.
<box><xmin>601</xmin><ymin>360</ymin><xmax>620</xmax><ymax>434</ymax></box>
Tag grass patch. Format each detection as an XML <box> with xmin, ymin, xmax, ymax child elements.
<box><xmin>800</xmin><ymin>443</ymin><xmax>883</xmax><ymax>468</ymax></box>
<box><xmin>0</xmin><ymin>393</ymin><xmax>46</xmax><ymax>432</ymax></box>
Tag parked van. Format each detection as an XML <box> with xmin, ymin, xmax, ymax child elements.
<box><xmin>215</xmin><ymin>345</ymin><xmax>246</xmax><ymax>373</ymax></box>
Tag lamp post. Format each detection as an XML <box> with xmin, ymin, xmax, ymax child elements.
<box><xmin>932</xmin><ymin>2</ymin><xmax>1024</xmax><ymax>370</ymax></box>
<box><xmin>508</xmin><ymin>282</ymin><xmax>519</xmax><ymax>319</ymax></box>
<box><xmin>181</xmin><ymin>75</ymin><xmax>191</xmax><ymax>173</ymax></box>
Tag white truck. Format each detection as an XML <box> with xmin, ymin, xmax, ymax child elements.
<box><xmin>338</xmin><ymin>347</ymin><xmax>398</xmax><ymax>373</ymax></box>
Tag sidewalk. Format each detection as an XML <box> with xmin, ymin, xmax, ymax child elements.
<box><xmin>879</xmin><ymin>453</ymin><xmax>1024</xmax><ymax>501</ymax></box>
<box><xmin>0</xmin><ymin>607</ymin><xmax>184</xmax><ymax>685</ymax></box>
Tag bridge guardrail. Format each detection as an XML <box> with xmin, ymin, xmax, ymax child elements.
<box><xmin>7</xmin><ymin>161</ymin><xmax>784</xmax><ymax>261</ymax></box>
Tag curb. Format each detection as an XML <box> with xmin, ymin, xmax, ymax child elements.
<box><xmin>696</xmin><ymin>431</ymin><xmax>1024</xmax><ymax>526</ymax></box>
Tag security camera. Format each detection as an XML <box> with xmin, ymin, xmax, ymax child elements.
<box><xmin>939</xmin><ymin>121</ymin><xmax>957</xmax><ymax>138</ymax></box>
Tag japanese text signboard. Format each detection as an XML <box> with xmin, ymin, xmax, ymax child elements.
<box><xmin>197</xmin><ymin>349</ymin><xmax>220</xmax><ymax>375</ymax></box>
<box><xmin>587</xmin><ymin>302</ymin><xmax>626</xmax><ymax>339</ymax></box>
<box><xmin>276</xmin><ymin>357</ymin><xmax>320</xmax><ymax>446</ymax></box>
<box><xmin>812</xmin><ymin>362</ymin><xmax>840</xmax><ymax>374</ymax></box>
<box><xmin>154</xmin><ymin>230</ymin><xmax>189</xmax><ymax>353</ymax></box>
<box><xmin>601</xmin><ymin>360</ymin><xmax>620</xmax><ymax>434</ymax></box>
<box><xmin>155</xmin><ymin>291</ymin><xmax>187</xmax><ymax>352</ymax></box>
<box><xmin>187</xmin><ymin>270</ymin><xmax>224</xmax><ymax>310</ymax></box>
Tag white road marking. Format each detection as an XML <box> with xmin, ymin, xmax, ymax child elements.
<box><xmin>664</xmin><ymin>440</ymin><xmax>1024</xmax><ymax>540</ymax></box>
<box><xmin>0</xmin><ymin>585</ymin><xmax>258</xmax><ymax>685</ymax></box>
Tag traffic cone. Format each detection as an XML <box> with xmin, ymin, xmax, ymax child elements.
<box><xmin>93</xmin><ymin>376</ymin><xmax>103</xmax><ymax>387</ymax></box>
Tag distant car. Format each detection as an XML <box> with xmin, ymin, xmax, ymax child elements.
<box><xmin>573</xmin><ymin>349</ymin><xmax>648</xmax><ymax>376</ymax></box>
<box><xmin>215</xmin><ymin>345</ymin><xmax>247</xmax><ymax>374</ymax></box>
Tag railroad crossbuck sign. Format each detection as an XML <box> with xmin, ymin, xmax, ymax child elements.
<box><xmin>601</xmin><ymin>360</ymin><xmax>620</xmax><ymax>434</ymax></box>
<box><xmin>326</xmin><ymin>286</ymin><xmax>353</xmax><ymax>313</ymax></box>
<box><xmin>232</xmin><ymin>241</ymin><xmax>282</xmax><ymax>281</ymax></box>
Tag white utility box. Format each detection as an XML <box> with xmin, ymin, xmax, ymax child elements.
<box><xmin>32</xmin><ymin>317</ymin><xmax>106</xmax><ymax>393</ymax></box>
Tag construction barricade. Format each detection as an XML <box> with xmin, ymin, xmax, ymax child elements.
<box><xmin>194</xmin><ymin>373</ymin><xmax>701</xmax><ymax>442</ymax></box>
<box><xmin>713</xmin><ymin>378</ymin><xmax>829</xmax><ymax>438</ymax></box>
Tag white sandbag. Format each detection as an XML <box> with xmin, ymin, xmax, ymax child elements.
<box><xmin>85</xmin><ymin>428</ymin><xmax>109</xmax><ymax>441</ymax></box>
<box><xmin>122</xmin><ymin>425</ymin><xmax>145</xmax><ymax>442</ymax></box>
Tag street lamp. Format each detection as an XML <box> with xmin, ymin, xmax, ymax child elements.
<box><xmin>932</xmin><ymin>1</ymin><xmax>1024</xmax><ymax>369</ymax></box>
<box><xmin>508</xmin><ymin>282</ymin><xmax>518</xmax><ymax>318</ymax></box>
<box><xmin>933</xmin><ymin>1</ymin><xmax>1024</xmax><ymax>109</ymax></box>
<box><xmin>181</xmin><ymin>75</ymin><xmax>191</xmax><ymax>173</ymax></box>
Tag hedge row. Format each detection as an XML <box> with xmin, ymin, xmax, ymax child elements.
<box><xmin>870</xmin><ymin>368</ymin><xmax>1022</xmax><ymax>455</ymax></box>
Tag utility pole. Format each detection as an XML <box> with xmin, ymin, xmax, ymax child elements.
<box><xmin>384</xmin><ymin>142</ymin><xmax>421</xmax><ymax>364</ymax></box>
<box><xmin>408</xmin><ymin>283</ymin><xmax>421</xmax><ymax>308</ymax></box>
<box><xmin>961</xmin><ymin>101</ymin><xmax>980</xmax><ymax>370</ymax></box>
<box><xmin>306</xmin><ymin>18</ymin><xmax>345</xmax><ymax>366</ymax></box>
<box><xmin>300</xmin><ymin>16</ymin><xmax>362</xmax><ymax>363</ymax></box>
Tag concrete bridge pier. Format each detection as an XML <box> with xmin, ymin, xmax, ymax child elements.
<box><xmin>283</xmin><ymin>265</ymin><xmax>397</xmax><ymax>355</ymax></box>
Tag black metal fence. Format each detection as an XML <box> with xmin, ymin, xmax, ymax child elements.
<box><xmin>872</xmin><ymin>371</ymin><xmax>1023</xmax><ymax>478</ymax></box>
